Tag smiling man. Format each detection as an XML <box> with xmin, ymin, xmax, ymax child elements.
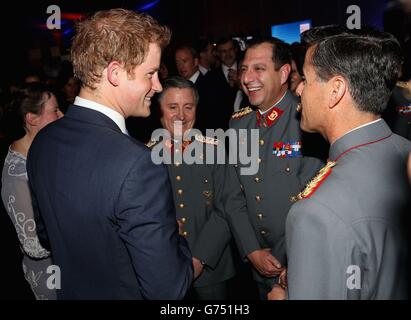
<box><xmin>146</xmin><ymin>77</ymin><xmax>235</xmax><ymax>299</ymax></box>
<box><xmin>270</xmin><ymin>26</ymin><xmax>410</xmax><ymax>300</ymax></box>
<box><xmin>27</xmin><ymin>9</ymin><xmax>193</xmax><ymax>299</ymax></box>
<box><xmin>223</xmin><ymin>38</ymin><xmax>325</xmax><ymax>299</ymax></box>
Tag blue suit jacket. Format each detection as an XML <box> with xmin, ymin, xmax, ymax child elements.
<box><xmin>27</xmin><ymin>105</ymin><xmax>193</xmax><ymax>299</ymax></box>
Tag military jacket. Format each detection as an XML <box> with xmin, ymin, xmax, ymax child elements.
<box><xmin>286</xmin><ymin>120</ymin><xmax>410</xmax><ymax>299</ymax></box>
<box><xmin>224</xmin><ymin>91</ymin><xmax>325</xmax><ymax>285</ymax></box>
<box><xmin>147</xmin><ymin>133</ymin><xmax>235</xmax><ymax>287</ymax></box>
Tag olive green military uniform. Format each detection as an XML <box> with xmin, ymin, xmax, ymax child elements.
<box><xmin>147</xmin><ymin>133</ymin><xmax>235</xmax><ymax>299</ymax></box>
<box><xmin>224</xmin><ymin>91</ymin><xmax>325</xmax><ymax>296</ymax></box>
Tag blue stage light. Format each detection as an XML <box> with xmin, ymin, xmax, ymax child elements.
<box><xmin>137</xmin><ymin>0</ymin><xmax>160</xmax><ymax>12</ymax></box>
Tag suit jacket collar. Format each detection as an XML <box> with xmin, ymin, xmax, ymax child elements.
<box><xmin>329</xmin><ymin>119</ymin><xmax>392</xmax><ymax>161</ymax></box>
<box><xmin>65</xmin><ymin>105</ymin><xmax>123</xmax><ymax>134</ymax></box>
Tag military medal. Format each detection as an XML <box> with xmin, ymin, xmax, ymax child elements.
<box><xmin>396</xmin><ymin>105</ymin><xmax>411</xmax><ymax>115</ymax></box>
<box><xmin>291</xmin><ymin>161</ymin><xmax>336</xmax><ymax>202</ymax></box>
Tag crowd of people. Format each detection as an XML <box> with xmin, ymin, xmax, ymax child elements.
<box><xmin>0</xmin><ymin>7</ymin><xmax>410</xmax><ymax>300</ymax></box>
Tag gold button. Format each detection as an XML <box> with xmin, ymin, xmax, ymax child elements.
<box><xmin>285</xmin><ymin>167</ymin><xmax>290</xmax><ymax>172</ymax></box>
<box><xmin>240</xmin><ymin>184</ymin><xmax>244</xmax><ymax>191</ymax></box>
<box><xmin>204</xmin><ymin>179</ymin><xmax>209</xmax><ymax>183</ymax></box>
<box><xmin>259</xmin><ymin>139</ymin><xmax>264</xmax><ymax>146</ymax></box>
<box><xmin>257</xmin><ymin>213</ymin><xmax>263</xmax><ymax>219</ymax></box>
<box><xmin>258</xmin><ymin>158</ymin><xmax>262</xmax><ymax>163</ymax></box>
<box><xmin>255</xmin><ymin>195</ymin><xmax>262</xmax><ymax>202</ymax></box>
<box><xmin>260</xmin><ymin>230</ymin><xmax>266</xmax><ymax>235</ymax></box>
<box><xmin>179</xmin><ymin>203</ymin><xmax>185</xmax><ymax>209</ymax></box>
<box><xmin>180</xmin><ymin>217</ymin><xmax>187</xmax><ymax>223</ymax></box>
<box><xmin>177</xmin><ymin>189</ymin><xmax>183</xmax><ymax>195</ymax></box>
<box><xmin>254</xmin><ymin>177</ymin><xmax>261</xmax><ymax>183</ymax></box>
<box><xmin>234</xmin><ymin>164</ymin><xmax>238</xmax><ymax>168</ymax></box>
<box><xmin>176</xmin><ymin>175</ymin><xmax>182</xmax><ymax>181</ymax></box>
<box><xmin>175</xmin><ymin>161</ymin><xmax>181</xmax><ymax>167</ymax></box>
<box><xmin>183</xmin><ymin>231</ymin><xmax>188</xmax><ymax>237</ymax></box>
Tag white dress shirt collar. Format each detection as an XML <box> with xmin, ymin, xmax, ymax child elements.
<box><xmin>198</xmin><ymin>64</ymin><xmax>209</xmax><ymax>75</ymax></box>
<box><xmin>189</xmin><ymin>70</ymin><xmax>201</xmax><ymax>84</ymax></box>
<box><xmin>74</xmin><ymin>96</ymin><xmax>128</xmax><ymax>134</ymax></box>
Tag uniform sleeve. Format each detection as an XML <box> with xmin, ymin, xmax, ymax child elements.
<box><xmin>222</xmin><ymin>163</ymin><xmax>261</xmax><ymax>258</ymax></box>
<box><xmin>115</xmin><ymin>152</ymin><xmax>193</xmax><ymax>300</ymax></box>
<box><xmin>192</xmin><ymin>163</ymin><xmax>232</xmax><ymax>269</ymax></box>
<box><xmin>286</xmin><ymin>199</ymin><xmax>355</xmax><ymax>299</ymax></box>
<box><xmin>3</xmin><ymin>173</ymin><xmax>51</xmax><ymax>259</ymax></box>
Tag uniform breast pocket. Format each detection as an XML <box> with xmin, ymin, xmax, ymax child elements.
<box><xmin>271</xmin><ymin>157</ymin><xmax>303</xmax><ymax>197</ymax></box>
<box><xmin>272</xmin><ymin>157</ymin><xmax>301</xmax><ymax>176</ymax></box>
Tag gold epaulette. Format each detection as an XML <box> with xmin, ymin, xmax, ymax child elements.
<box><xmin>231</xmin><ymin>106</ymin><xmax>253</xmax><ymax>120</ymax></box>
<box><xmin>290</xmin><ymin>161</ymin><xmax>336</xmax><ymax>202</ymax></box>
<box><xmin>145</xmin><ymin>138</ymin><xmax>158</xmax><ymax>149</ymax></box>
<box><xmin>195</xmin><ymin>134</ymin><xmax>219</xmax><ymax>146</ymax></box>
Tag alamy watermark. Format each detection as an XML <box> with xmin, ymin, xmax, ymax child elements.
<box><xmin>46</xmin><ymin>5</ymin><xmax>61</xmax><ymax>30</ymax></box>
<box><xmin>150</xmin><ymin>125</ymin><xmax>260</xmax><ymax>176</ymax></box>
<box><xmin>46</xmin><ymin>265</ymin><xmax>61</xmax><ymax>290</ymax></box>
<box><xmin>346</xmin><ymin>5</ymin><xmax>361</xmax><ymax>29</ymax></box>
<box><xmin>346</xmin><ymin>265</ymin><xmax>361</xmax><ymax>290</ymax></box>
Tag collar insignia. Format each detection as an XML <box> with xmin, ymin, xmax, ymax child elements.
<box><xmin>256</xmin><ymin>107</ymin><xmax>284</xmax><ymax>128</ymax></box>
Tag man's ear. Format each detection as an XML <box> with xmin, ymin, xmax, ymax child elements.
<box><xmin>106</xmin><ymin>61</ymin><xmax>123</xmax><ymax>87</ymax></box>
<box><xmin>279</xmin><ymin>64</ymin><xmax>291</xmax><ymax>86</ymax></box>
<box><xmin>328</xmin><ymin>76</ymin><xmax>346</xmax><ymax>109</ymax></box>
<box><xmin>25</xmin><ymin>112</ymin><xmax>39</xmax><ymax>127</ymax></box>
<box><xmin>194</xmin><ymin>57</ymin><xmax>199</xmax><ymax>68</ymax></box>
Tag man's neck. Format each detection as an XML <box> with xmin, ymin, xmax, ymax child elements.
<box><xmin>258</xmin><ymin>86</ymin><xmax>288</xmax><ymax>113</ymax></box>
<box><xmin>79</xmin><ymin>88</ymin><xmax>125</xmax><ymax>118</ymax></box>
<box><xmin>199</xmin><ymin>60</ymin><xmax>210</xmax><ymax>70</ymax></box>
<box><xmin>327</xmin><ymin>113</ymin><xmax>381</xmax><ymax>145</ymax></box>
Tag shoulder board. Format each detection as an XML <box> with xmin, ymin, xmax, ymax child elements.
<box><xmin>231</xmin><ymin>106</ymin><xmax>253</xmax><ymax>120</ymax></box>
<box><xmin>195</xmin><ymin>134</ymin><xmax>219</xmax><ymax>146</ymax></box>
<box><xmin>290</xmin><ymin>161</ymin><xmax>336</xmax><ymax>202</ymax></box>
<box><xmin>145</xmin><ymin>138</ymin><xmax>158</xmax><ymax>149</ymax></box>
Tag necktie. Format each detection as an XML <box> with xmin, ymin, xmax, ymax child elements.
<box><xmin>227</xmin><ymin>68</ymin><xmax>232</xmax><ymax>82</ymax></box>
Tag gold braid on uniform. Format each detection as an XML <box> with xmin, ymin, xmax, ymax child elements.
<box><xmin>290</xmin><ymin>161</ymin><xmax>337</xmax><ymax>202</ymax></box>
<box><xmin>231</xmin><ymin>106</ymin><xmax>253</xmax><ymax>119</ymax></box>
<box><xmin>195</xmin><ymin>134</ymin><xmax>219</xmax><ymax>145</ymax></box>
<box><xmin>145</xmin><ymin>138</ymin><xmax>157</xmax><ymax>149</ymax></box>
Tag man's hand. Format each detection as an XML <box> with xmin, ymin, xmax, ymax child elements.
<box><xmin>247</xmin><ymin>248</ymin><xmax>284</xmax><ymax>277</ymax></box>
<box><xmin>279</xmin><ymin>268</ymin><xmax>287</xmax><ymax>289</ymax></box>
<box><xmin>192</xmin><ymin>257</ymin><xmax>204</xmax><ymax>279</ymax></box>
<box><xmin>267</xmin><ymin>284</ymin><xmax>287</xmax><ymax>300</ymax></box>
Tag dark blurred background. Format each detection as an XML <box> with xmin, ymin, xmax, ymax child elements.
<box><xmin>1</xmin><ymin>0</ymin><xmax>408</xmax><ymax>90</ymax></box>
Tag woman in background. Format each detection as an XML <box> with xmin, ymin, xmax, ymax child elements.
<box><xmin>1</xmin><ymin>83</ymin><xmax>62</xmax><ymax>299</ymax></box>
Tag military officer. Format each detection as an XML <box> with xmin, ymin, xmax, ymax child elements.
<box><xmin>223</xmin><ymin>38</ymin><xmax>325</xmax><ymax>298</ymax></box>
<box><xmin>147</xmin><ymin>76</ymin><xmax>235</xmax><ymax>300</ymax></box>
<box><xmin>269</xmin><ymin>27</ymin><xmax>410</xmax><ymax>299</ymax></box>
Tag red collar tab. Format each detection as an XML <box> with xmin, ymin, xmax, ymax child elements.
<box><xmin>256</xmin><ymin>107</ymin><xmax>284</xmax><ymax>128</ymax></box>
